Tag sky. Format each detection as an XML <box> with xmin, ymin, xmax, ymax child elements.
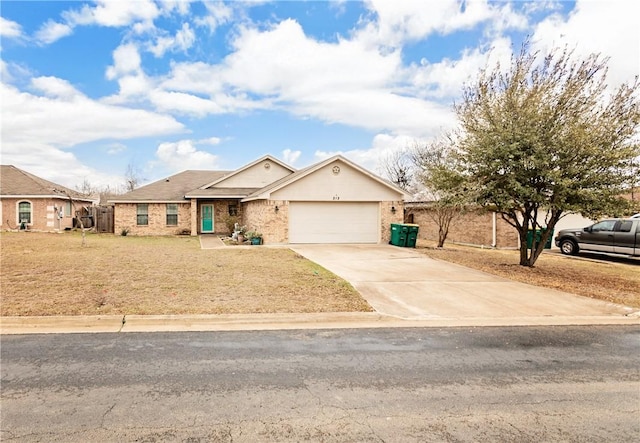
<box><xmin>1</xmin><ymin>0</ymin><xmax>638</xmax><ymax>191</ymax></box>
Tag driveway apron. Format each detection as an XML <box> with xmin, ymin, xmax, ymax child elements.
<box><xmin>291</xmin><ymin>244</ymin><xmax>635</xmax><ymax>320</ymax></box>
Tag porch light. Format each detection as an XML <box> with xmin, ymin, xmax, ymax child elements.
<box><xmin>391</xmin><ymin>206</ymin><xmax>396</xmax><ymax>214</ymax></box>
<box><xmin>275</xmin><ymin>205</ymin><xmax>279</xmax><ymax>213</ymax></box>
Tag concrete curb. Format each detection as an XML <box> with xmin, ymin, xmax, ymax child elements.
<box><xmin>1</xmin><ymin>312</ymin><xmax>638</xmax><ymax>335</ymax></box>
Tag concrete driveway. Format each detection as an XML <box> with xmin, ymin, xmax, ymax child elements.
<box><xmin>291</xmin><ymin>244</ymin><xmax>636</xmax><ymax>321</ymax></box>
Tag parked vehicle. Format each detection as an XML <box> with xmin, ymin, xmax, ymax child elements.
<box><xmin>555</xmin><ymin>218</ymin><xmax>640</xmax><ymax>257</ymax></box>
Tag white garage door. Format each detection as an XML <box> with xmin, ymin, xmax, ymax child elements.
<box><xmin>289</xmin><ymin>202</ymin><xmax>379</xmax><ymax>244</ymax></box>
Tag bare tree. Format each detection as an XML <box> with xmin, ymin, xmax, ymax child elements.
<box><xmin>411</xmin><ymin>136</ymin><xmax>467</xmax><ymax>248</ymax></box>
<box><xmin>379</xmin><ymin>149</ymin><xmax>414</xmax><ymax>190</ymax></box>
<box><xmin>75</xmin><ymin>178</ymin><xmax>98</xmax><ymax>195</ymax></box>
<box><xmin>54</xmin><ymin>189</ymin><xmax>88</xmax><ymax>247</ymax></box>
<box><xmin>124</xmin><ymin>163</ymin><xmax>144</xmax><ymax>192</ymax></box>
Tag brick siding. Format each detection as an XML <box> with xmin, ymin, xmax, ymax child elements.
<box><xmin>114</xmin><ymin>203</ymin><xmax>191</xmax><ymax>236</ymax></box>
<box><xmin>243</xmin><ymin>200</ymin><xmax>288</xmax><ymax>244</ymax></box>
<box><xmin>1</xmin><ymin>198</ymin><xmax>81</xmax><ymax>231</ymax></box>
<box><xmin>380</xmin><ymin>201</ymin><xmax>405</xmax><ymax>243</ymax></box>
<box><xmin>405</xmin><ymin>206</ymin><xmax>519</xmax><ymax>248</ymax></box>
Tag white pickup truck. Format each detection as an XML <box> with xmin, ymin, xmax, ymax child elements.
<box><xmin>554</xmin><ymin>217</ymin><xmax>640</xmax><ymax>257</ymax></box>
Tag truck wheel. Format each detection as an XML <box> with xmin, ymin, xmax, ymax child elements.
<box><xmin>559</xmin><ymin>239</ymin><xmax>579</xmax><ymax>256</ymax></box>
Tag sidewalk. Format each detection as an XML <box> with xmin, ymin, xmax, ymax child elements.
<box><xmin>2</xmin><ymin>311</ymin><xmax>638</xmax><ymax>335</ymax></box>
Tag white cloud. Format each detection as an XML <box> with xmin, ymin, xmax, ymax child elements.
<box><xmin>1</xmin><ymin>140</ymin><xmax>123</xmax><ymax>189</ymax></box>
<box><xmin>532</xmin><ymin>0</ymin><xmax>639</xmax><ymax>87</ymax></box>
<box><xmin>0</xmin><ymin>17</ymin><xmax>24</xmax><ymax>38</ymax></box>
<box><xmin>106</xmin><ymin>43</ymin><xmax>142</xmax><ymax>79</ymax></box>
<box><xmin>1</xmin><ymin>80</ymin><xmax>184</xmax><ymax>150</ymax></box>
<box><xmin>148</xmin><ymin>22</ymin><xmax>195</xmax><ymax>57</ymax></box>
<box><xmin>195</xmin><ymin>1</ymin><xmax>233</xmax><ymax>33</ymax></box>
<box><xmin>104</xmin><ymin>43</ymin><xmax>153</xmax><ymax>103</ymax></box>
<box><xmin>64</xmin><ymin>0</ymin><xmax>160</xmax><ymax>28</ymax></box>
<box><xmin>106</xmin><ymin>142</ymin><xmax>127</xmax><ymax>155</ymax></box>
<box><xmin>158</xmin><ymin>0</ymin><xmax>194</xmax><ymax>16</ymax></box>
<box><xmin>155</xmin><ymin>139</ymin><xmax>220</xmax><ymax>171</ymax></box>
<box><xmin>409</xmin><ymin>37</ymin><xmax>513</xmax><ymax>98</ymax></box>
<box><xmin>358</xmin><ymin>0</ymin><xmax>525</xmax><ymax>47</ymax></box>
<box><xmin>145</xmin><ymin>15</ymin><xmax>460</xmax><ymax>135</ymax></box>
<box><xmin>149</xmin><ymin>90</ymin><xmax>225</xmax><ymax>116</ymax></box>
<box><xmin>31</xmin><ymin>76</ymin><xmax>83</xmax><ymax>99</ymax></box>
<box><xmin>282</xmin><ymin>149</ymin><xmax>301</xmax><ymax>166</ymax></box>
<box><xmin>198</xmin><ymin>136</ymin><xmax>222</xmax><ymax>145</ymax></box>
<box><xmin>34</xmin><ymin>20</ymin><xmax>73</xmax><ymax>44</ymax></box>
<box><xmin>315</xmin><ymin>133</ymin><xmax>421</xmax><ymax>172</ymax></box>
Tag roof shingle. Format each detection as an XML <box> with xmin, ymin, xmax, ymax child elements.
<box><xmin>0</xmin><ymin>165</ymin><xmax>92</xmax><ymax>200</ymax></box>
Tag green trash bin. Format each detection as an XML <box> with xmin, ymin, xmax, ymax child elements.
<box><xmin>405</xmin><ymin>224</ymin><xmax>419</xmax><ymax>248</ymax></box>
<box><xmin>390</xmin><ymin>223</ymin><xmax>407</xmax><ymax>247</ymax></box>
<box><xmin>526</xmin><ymin>228</ymin><xmax>553</xmax><ymax>249</ymax></box>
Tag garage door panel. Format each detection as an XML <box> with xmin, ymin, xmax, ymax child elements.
<box><xmin>289</xmin><ymin>202</ymin><xmax>379</xmax><ymax>244</ymax></box>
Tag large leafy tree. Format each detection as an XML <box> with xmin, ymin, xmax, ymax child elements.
<box><xmin>455</xmin><ymin>43</ymin><xmax>639</xmax><ymax>266</ymax></box>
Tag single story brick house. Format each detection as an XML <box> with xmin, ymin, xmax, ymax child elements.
<box><xmin>0</xmin><ymin>165</ymin><xmax>96</xmax><ymax>231</ymax></box>
<box><xmin>404</xmin><ymin>202</ymin><xmax>598</xmax><ymax>250</ymax></box>
<box><xmin>109</xmin><ymin>155</ymin><xmax>409</xmax><ymax>244</ymax></box>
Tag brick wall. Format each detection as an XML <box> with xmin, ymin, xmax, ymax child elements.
<box><xmin>194</xmin><ymin>200</ymin><xmax>242</xmax><ymax>235</ymax></box>
<box><xmin>405</xmin><ymin>206</ymin><xmax>519</xmax><ymax>248</ymax></box>
<box><xmin>380</xmin><ymin>201</ymin><xmax>405</xmax><ymax>243</ymax></box>
<box><xmin>243</xmin><ymin>200</ymin><xmax>288</xmax><ymax>244</ymax></box>
<box><xmin>1</xmin><ymin>198</ymin><xmax>79</xmax><ymax>231</ymax></box>
<box><xmin>114</xmin><ymin>203</ymin><xmax>191</xmax><ymax>236</ymax></box>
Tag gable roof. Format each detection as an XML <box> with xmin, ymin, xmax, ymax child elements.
<box><xmin>108</xmin><ymin>170</ymin><xmax>229</xmax><ymax>203</ymax></box>
<box><xmin>242</xmin><ymin>155</ymin><xmax>411</xmax><ymax>201</ymax></box>
<box><xmin>0</xmin><ymin>165</ymin><xmax>94</xmax><ymax>201</ymax></box>
<box><xmin>197</xmin><ymin>155</ymin><xmax>295</xmax><ymax>189</ymax></box>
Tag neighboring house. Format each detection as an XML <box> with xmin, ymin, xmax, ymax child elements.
<box><xmin>0</xmin><ymin>165</ymin><xmax>96</xmax><ymax>231</ymax></box>
<box><xmin>405</xmin><ymin>202</ymin><xmax>597</xmax><ymax>250</ymax></box>
<box><xmin>404</xmin><ymin>202</ymin><xmax>520</xmax><ymax>249</ymax></box>
<box><xmin>109</xmin><ymin>155</ymin><xmax>409</xmax><ymax>244</ymax></box>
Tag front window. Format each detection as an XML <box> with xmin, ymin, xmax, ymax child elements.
<box><xmin>18</xmin><ymin>201</ymin><xmax>31</xmax><ymax>224</ymax></box>
<box><xmin>65</xmin><ymin>201</ymin><xmax>72</xmax><ymax>217</ymax></box>
<box><xmin>228</xmin><ymin>204</ymin><xmax>238</xmax><ymax>216</ymax></box>
<box><xmin>137</xmin><ymin>204</ymin><xmax>148</xmax><ymax>225</ymax></box>
<box><xmin>591</xmin><ymin>220</ymin><xmax>616</xmax><ymax>232</ymax></box>
<box><xmin>166</xmin><ymin>204</ymin><xmax>178</xmax><ymax>226</ymax></box>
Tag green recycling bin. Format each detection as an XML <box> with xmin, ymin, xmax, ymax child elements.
<box><xmin>526</xmin><ymin>228</ymin><xmax>553</xmax><ymax>249</ymax></box>
<box><xmin>390</xmin><ymin>223</ymin><xmax>407</xmax><ymax>247</ymax></box>
<box><xmin>405</xmin><ymin>224</ymin><xmax>419</xmax><ymax>247</ymax></box>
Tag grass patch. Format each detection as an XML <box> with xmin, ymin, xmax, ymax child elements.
<box><xmin>417</xmin><ymin>241</ymin><xmax>640</xmax><ymax>308</ymax></box>
<box><xmin>0</xmin><ymin>232</ymin><xmax>371</xmax><ymax>316</ymax></box>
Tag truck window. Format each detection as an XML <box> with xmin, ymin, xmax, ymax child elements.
<box><xmin>592</xmin><ymin>220</ymin><xmax>616</xmax><ymax>231</ymax></box>
<box><xmin>616</xmin><ymin>221</ymin><xmax>633</xmax><ymax>232</ymax></box>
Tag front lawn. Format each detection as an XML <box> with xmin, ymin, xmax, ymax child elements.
<box><xmin>0</xmin><ymin>232</ymin><xmax>371</xmax><ymax>316</ymax></box>
<box><xmin>417</xmin><ymin>242</ymin><xmax>640</xmax><ymax>308</ymax></box>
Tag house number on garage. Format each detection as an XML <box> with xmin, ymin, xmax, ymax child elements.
<box><xmin>333</xmin><ymin>195</ymin><xmax>340</xmax><ymax>200</ymax></box>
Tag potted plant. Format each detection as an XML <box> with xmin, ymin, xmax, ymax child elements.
<box><xmin>235</xmin><ymin>225</ymin><xmax>247</xmax><ymax>243</ymax></box>
<box><xmin>246</xmin><ymin>230</ymin><xmax>263</xmax><ymax>245</ymax></box>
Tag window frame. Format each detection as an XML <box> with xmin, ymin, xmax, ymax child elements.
<box><xmin>166</xmin><ymin>204</ymin><xmax>178</xmax><ymax>226</ymax></box>
<box><xmin>17</xmin><ymin>201</ymin><xmax>32</xmax><ymax>225</ymax></box>
<box><xmin>136</xmin><ymin>204</ymin><xmax>149</xmax><ymax>226</ymax></box>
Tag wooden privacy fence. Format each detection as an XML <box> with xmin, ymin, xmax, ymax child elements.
<box><xmin>90</xmin><ymin>206</ymin><xmax>114</xmax><ymax>233</ymax></box>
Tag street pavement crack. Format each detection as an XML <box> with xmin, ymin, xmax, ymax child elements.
<box><xmin>100</xmin><ymin>403</ymin><xmax>116</xmax><ymax>429</ymax></box>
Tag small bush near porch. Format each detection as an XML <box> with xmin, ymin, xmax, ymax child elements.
<box><xmin>1</xmin><ymin>232</ymin><xmax>371</xmax><ymax>316</ymax></box>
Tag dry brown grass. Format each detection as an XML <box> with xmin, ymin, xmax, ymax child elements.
<box><xmin>417</xmin><ymin>241</ymin><xmax>640</xmax><ymax>308</ymax></box>
<box><xmin>0</xmin><ymin>232</ymin><xmax>371</xmax><ymax>316</ymax></box>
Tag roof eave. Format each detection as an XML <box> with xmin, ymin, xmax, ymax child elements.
<box><xmin>1</xmin><ymin>194</ymin><xmax>96</xmax><ymax>202</ymax></box>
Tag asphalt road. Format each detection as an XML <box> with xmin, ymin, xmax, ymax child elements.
<box><xmin>2</xmin><ymin>326</ymin><xmax>639</xmax><ymax>442</ymax></box>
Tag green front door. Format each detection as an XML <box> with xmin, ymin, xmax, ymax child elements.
<box><xmin>201</xmin><ymin>205</ymin><xmax>213</xmax><ymax>232</ymax></box>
